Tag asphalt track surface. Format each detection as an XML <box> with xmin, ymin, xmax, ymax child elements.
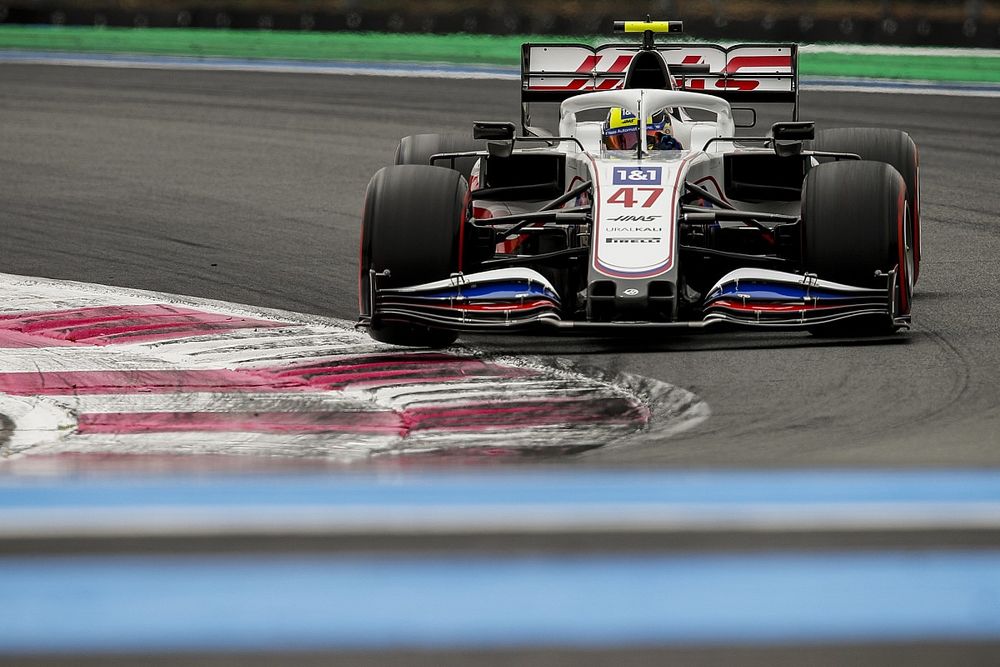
<box><xmin>3</xmin><ymin>63</ymin><xmax>1000</xmax><ymax>466</ymax></box>
<box><xmin>2</xmin><ymin>63</ymin><xmax>1000</xmax><ymax>665</ymax></box>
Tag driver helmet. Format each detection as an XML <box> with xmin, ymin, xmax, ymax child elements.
<box><xmin>602</xmin><ymin>107</ymin><xmax>683</xmax><ymax>151</ymax></box>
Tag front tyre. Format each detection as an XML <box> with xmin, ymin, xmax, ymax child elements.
<box><xmin>811</xmin><ymin>127</ymin><xmax>921</xmax><ymax>283</ymax></box>
<box><xmin>394</xmin><ymin>134</ymin><xmax>483</xmax><ymax>181</ymax></box>
<box><xmin>801</xmin><ymin>160</ymin><xmax>914</xmax><ymax>334</ymax></box>
<box><xmin>359</xmin><ymin>165</ymin><xmax>466</xmax><ymax>348</ymax></box>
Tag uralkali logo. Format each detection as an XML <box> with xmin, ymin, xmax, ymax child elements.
<box><xmin>0</xmin><ymin>274</ymin><xmax>708</xmax><ymax>466</ymax></box>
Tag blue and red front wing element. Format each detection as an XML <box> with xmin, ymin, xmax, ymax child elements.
<box><xmin>372</xmin><ymin>268</ymin><xmax>561</xmax><ymax>330</ymax></box>
<box><xmin>369</xmin><ymin>267</ymin><xmax>904</xmax><ymax>332</ymax></box>
<box><xmin>703</xmin><ymin>268</ymin><xmax>905</xmax><ymax>327</ymax></box>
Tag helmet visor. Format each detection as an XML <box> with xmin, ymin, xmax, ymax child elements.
<box><xmin>604</xmin><ymin>121</ymin><xmax>671</xmax><ymax>151</ymax></box>
<box><xmin>606</xmin><ymin>128</ymin><xmax>639</xmax><ymax>151</ymax></box>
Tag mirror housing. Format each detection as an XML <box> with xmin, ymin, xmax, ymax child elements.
<box><xmin>771</xmin><ymin>121</ymin><xmax>815</xmax><ymax>141</ymax></box>
<box><xmin>474</xmin><ymin>121</ymin><xmax>516</xmax><ymax>141</ymax></box>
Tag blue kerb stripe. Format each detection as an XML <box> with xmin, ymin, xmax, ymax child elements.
<box><xmin>4</xmin><ymin>471</ymin><xmax>1000</xmax><ymax>508</ymax></box>
<box><xmin>3</xmin><ymin>551</ymin><xmax>1000</xmax><ymax>651</ymax></box>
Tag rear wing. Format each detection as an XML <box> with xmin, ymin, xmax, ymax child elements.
<box><xmin>520</xmin><ymin>42</ymin><xmax>799</xmax><ymax>128</ymax></box>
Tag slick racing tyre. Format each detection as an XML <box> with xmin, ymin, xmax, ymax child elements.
<box><xmin>811</xmin><ymin>127</ymin><xmax>921</xmax><ymax>283</ymax></box>
<box><xmin>359</xmin><ymin>165</ymin><xmax>465</xmax><ymax>348</ymax></box>
<box><xmin>801</xmin><ymin>160</ymin><xmax>914</xmax><ymax>334</ymax></box>
<box><xmin>394</xmin><ymin>133</ymin><xmax>483</xmax><ymax>181</ymax></box>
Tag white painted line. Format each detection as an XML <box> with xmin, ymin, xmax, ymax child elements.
<box><xmin>5</xmin><ymin>502</ymin><xmax>1000</xmax><ymax>538</ymax></box>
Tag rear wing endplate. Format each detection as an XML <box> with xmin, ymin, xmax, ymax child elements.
<box><xmin>521</xmin><ymin>42</ymin><xmax>799</xmax><ymax>128</ymax></box>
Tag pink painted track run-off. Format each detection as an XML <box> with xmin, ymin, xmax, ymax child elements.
<box><xmin>0</xmin><ymin>273</ymin><xmax>707</xmax><ymax>465</ymax></box>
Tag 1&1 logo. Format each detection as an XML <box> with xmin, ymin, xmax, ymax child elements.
<box><xmin>612</xmin><ymin>167</ymin><xmax>662</xmax><ymax>185</ymax></box>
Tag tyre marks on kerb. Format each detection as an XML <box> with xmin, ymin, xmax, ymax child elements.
<box><xmin>0</xmin><ymin>274</ymin><xmax>708</xmax><ymax>461</ymax></box>
<box><xmin>0</xmin><ymin>304</ymin><xmax>286</xmax><ymax>347</ymax></box>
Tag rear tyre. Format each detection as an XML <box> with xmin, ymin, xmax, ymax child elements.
<box><xmin>359</xmin><ymin>165</ymin><xmax>466</xmax><ymax>348</ymax></box>
<box><xmin>802</xmin><ymin>160</ymin><xmax>914</xmax><ymax>335</ymax></box>
<box><xmin>394</xmin><ymin>134</ymin><xmax>483</xmax><ymax>181</ymax></box>
<box><xmin>811</xmin><ymin>127</ymin><xmax>921</xmax><ymax>282</ymax></box>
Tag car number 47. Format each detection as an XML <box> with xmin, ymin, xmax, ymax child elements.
<box><xmin>607</xmin><ymin>187</ymin><xmax>663</xmax><ymax>208</ymax></box>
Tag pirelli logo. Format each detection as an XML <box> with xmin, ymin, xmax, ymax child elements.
<box><xmin>606</xmin><ymin>238</ymin><xmax>662</xmax><ymax>244</ymax></box>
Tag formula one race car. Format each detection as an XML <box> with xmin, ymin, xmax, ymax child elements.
<box><xmin>359</xmin><ymin>19</ymin><xmax>919</xmax><ymax>347</ymax></box>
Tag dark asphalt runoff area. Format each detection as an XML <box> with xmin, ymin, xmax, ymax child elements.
<box><xmin>1</xmin><ymin>64</ymin><xmax>1000</xmax><ymax>666</ymax></box>
<box><xmin>2</xmin><ymin>64</ymin><xmax>998</xmax><ymax>467</ymax></box>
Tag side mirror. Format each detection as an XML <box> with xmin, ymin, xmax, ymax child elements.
<box><xmin>771</xmin><ymin>121</ymin><xmax>815</xmax><ymax>141</ymax></box>
<box><xmin>474</xmin><ymin>121</ymin><xmax>516</xmax><ymax>141</ymax></box>
<box><xmin>487</xmin><ymin>140</ymin><xmax>514</xmax><ymax>159</ymax></box>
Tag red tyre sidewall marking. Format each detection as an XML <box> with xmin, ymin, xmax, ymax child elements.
<box><xmin>896</xmin><ymin>176</ymin><xmax>910</xmax><ymax>315</ymax></box>
<box><xmin>912</xmin><ymin>143</ymin><xmax>921</xmax><ymax>282</ymax></box>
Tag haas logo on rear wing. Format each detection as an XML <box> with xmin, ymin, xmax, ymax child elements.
<box><xmin>521</xmin><ymin>42</ymin><xmax>797</xmax><ymax>105</ymax></box>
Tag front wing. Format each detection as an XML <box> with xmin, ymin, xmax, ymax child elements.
<box><xmin>367</xmin><ymin>267</ymin><xmax>907</xmax><ymax>333</ymax></box>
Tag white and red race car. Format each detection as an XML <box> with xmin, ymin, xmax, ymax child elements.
<box><xmin>359</xmin><ymin>19</ymin><xmax>919</xmax><ymax>347</ymax></box>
